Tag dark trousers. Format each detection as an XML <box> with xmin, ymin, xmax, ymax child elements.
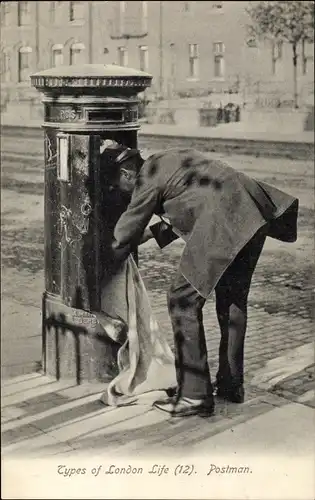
<box><xmin>167</xmin><ymin>226</ymin><xmax>268</xmax><ymax>400</ymax></box>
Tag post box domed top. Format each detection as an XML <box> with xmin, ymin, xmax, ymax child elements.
<box><xmin>31</xmin><ymin>64</ymin><xmax>152</xmax><ymax>97</ymax></box>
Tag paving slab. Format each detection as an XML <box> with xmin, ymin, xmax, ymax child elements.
<box><xmin>2</xmin><ymin>378</ymin><xmax>73</xmax><ymax>407</ymax></box>
<box><xmin>250</xmin><ymin>342</ymin><xmax>314</xmax><ymax>389</ymax></box>
<box><xmin>196</xmin><ymin>401</ymin><xmax>314</xmax><ymax>454</ymax></box>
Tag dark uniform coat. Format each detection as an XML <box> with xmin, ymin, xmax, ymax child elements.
<box><xmin>113</xmin><ymin>148</ymin><xmax>299</xmax><ymax>299</ymax></box>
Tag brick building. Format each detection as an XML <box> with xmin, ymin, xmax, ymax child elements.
<box><xmin>1</xmin><ymin>1</ymin><xmax>314</xmax><ymax>106</ymax></box>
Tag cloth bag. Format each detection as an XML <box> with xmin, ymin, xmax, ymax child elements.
<box><xmin>98</xmin><ymin>255</ymin><xmax>176</xmax><ymax>406</ymax></box>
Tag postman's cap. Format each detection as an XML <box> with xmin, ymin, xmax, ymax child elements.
<box><xmin>114</xmin><ymin>147</ymin><xmax>140</xmax><ymax>165</ymax></box>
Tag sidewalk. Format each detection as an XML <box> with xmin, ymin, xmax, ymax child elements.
<box><xmin>1</xmin><ymin>368</ymin><xmax>314</xmax><ymax>499</ymax></box>
<box><xmin>140</xmin><ymin>121</ymin><xmax>314</xmax><ymax>144</ymax></box>
<box><xmin>1</xmin><ymin>114</ymin><xmax>314</xmax><ymax>144</ymax></box>
<box><xmin>2</xmin><ymin>116</ymin><xmax>313</xmax><ymax>161</ymax></box>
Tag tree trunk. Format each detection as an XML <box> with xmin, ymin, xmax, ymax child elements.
<box><xmin>292</xmin><ymin>43</ymin><xmax>298</xmax><ymax>109</ymax></box>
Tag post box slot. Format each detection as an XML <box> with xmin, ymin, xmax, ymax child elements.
<box><xmin>86</xmin><ymin>109</ymin><xmax>124</xmax><ymax>123</ymax></box>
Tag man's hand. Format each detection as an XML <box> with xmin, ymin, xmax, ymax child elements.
<box><xmin>148</xmin><ymin>220</ymin><xmax>179</xmax><ymax>249</ymax></box>
<box><xmin>139</xmin><ymin>227</ymin><xmax>154</xmax><ymax>245</ymax></box>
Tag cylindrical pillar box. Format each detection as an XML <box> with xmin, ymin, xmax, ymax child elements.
<box><xmin>31</xmin><ymin>64</ymin><xmax>152</xmax><ymax>384</ymax></box>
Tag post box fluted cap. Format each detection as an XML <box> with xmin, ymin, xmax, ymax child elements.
<box><xmin>31</xmin><ymin>64</ymin><xmax>152</xmax><ymax>95</ymax></box>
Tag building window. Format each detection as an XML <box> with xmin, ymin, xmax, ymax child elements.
<box><xmin>118</xmin><ymin>46</ymin><xmax>128</xmax><ymax>66</ymax></box>
<box><xmin>170</xmin><ymin>43</ymin><xmax>176</xmax><ymax>77</ymax></box>
<box><xmin>188</xmin><ymin>43</ymin><xmax>199</xmax><ymax>78</ymax></box>
<box><xmin>213</xmin><ymin>42</ymin><xmax>225</xmax><ymax>78</ymax></box>
<box><xmin>139</xmin><ymin>45</ymin><xmax>148</xmax><ymax>72</ymax></box>
<box><xmin>18</xmin><ymin>1</ymin><xmax>31</xmax><ymax>26</ymax></box>
<box><xmin>169</xmin><ymin>43</ymin><xmax>176</xmax><ymax>96</ymax></box>
<box><xmin>302</xmin><ymin>40</ymin><xmax>313</xmax><ymax>75</ymax></box>
<box><xmin>183</xmin><ymin>2</ymin><xmax>190</xmax><ymax>12</ymax></box>
<box><xmin>18</xmin><ymin>46</ymin><xmax>32</xmax><ymax>82</ymax></box>
<box><xmin>213</xmin><ymin>42</ymin><xmax>225</xmax><ymax>54</ymax></box>
<box><xmin>271</xmin><ymin>41</ymin><xmax>283</xmax><ymax>75</ymax></box>
<box><xmin>51</xmin><ymin>44</ymin><xmax>64</xmax><ymax>67</ymax></box>
<box><xmin>1</xmin><ymin>2</ymin><xmax>10</xmax><ymax>26</ymax></box>
<box><xmin>69</xmin><ymin>1</ymin><xmax>85</xmax><ymax>22</ymax></box>
<box><xmin>1</xmin><ymin>51</ymin><xmax>10</xmax><ymax>82</ymax></box>
<box><xmin>141</xmin><ymin>1</ymin><xmax>148</xmax><ymax>32</ymax></box>
<box><xmin>70</xmin><ymin>42</ymin><xmax>85</xmax><ymax>65</ymax></box>
<box><xmin>50</xmin><ymin>1</ymin><xmax>56</xmax><ymax>24</ymax></box>
<box><xmin>118</xmin><ymin>1</ymin><xmax>126</xmax><ymax>34</ymax></box>
<box><xmin>117</xmin><ymin>1</ymin><xmax>147</xmax><ymax>37</ymax></box>
<box><xmin>214</xmin><ymin>55</ymin><xmax>225</xmax><ymax>78</ymax></box>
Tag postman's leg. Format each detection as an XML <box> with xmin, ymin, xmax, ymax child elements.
<box><xmin>167</xmin><ymin>272</ymin><xmax>213</xmax><ymax>401</ymax></box>
<box><xmin>215</xmin><ymin>226</ymin><xmax>268</xmax><ymax>401</ymax></box>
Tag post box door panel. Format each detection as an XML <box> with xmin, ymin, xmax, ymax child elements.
<box><xmin>54</xmin><ymin>132</ymin><xmax>139</xmax><ymax>313</ymax></box>
<box><xmin>58</xmin><ymin>134</ymin><xmax>101</xmax><ymax>311</ymax></box>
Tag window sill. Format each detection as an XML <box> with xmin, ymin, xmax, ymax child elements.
<box><xmin>186</xmin><ymin>78</ymin><xmax>200</xmax><ymax>82</ymax></box>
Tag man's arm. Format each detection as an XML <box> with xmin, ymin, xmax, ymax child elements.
<box><xmin>112</xmin><ymin>180</ymin><xmax>160</xmax><ymax>261</ymax></box>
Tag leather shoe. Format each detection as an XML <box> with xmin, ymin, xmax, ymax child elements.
<box><xmin>214</xmin><ymin>384</ymin><xmax>245</xmax><ymax>403</ymax></box>
<box><xmin>153</xmin><ymin>396</ymin><xmax>215</xmax><ymax>418</ymax></box>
